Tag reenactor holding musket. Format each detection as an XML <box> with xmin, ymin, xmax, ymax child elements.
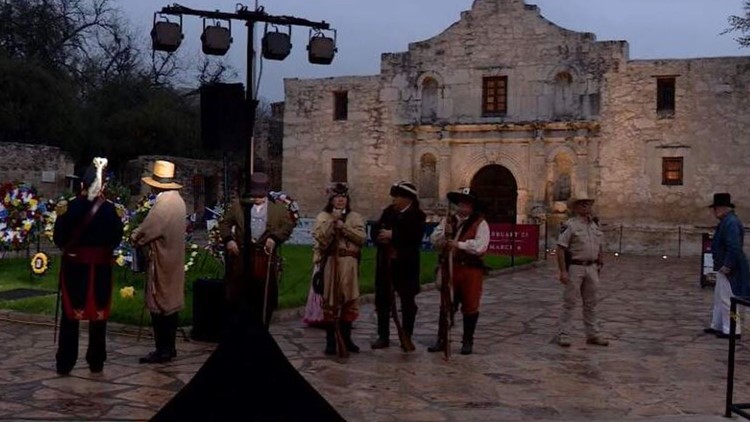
<box><xmin>371</xmin><ymin>181</ymin><xmax>426</xmax><ymax>351</ymax></box>
<box><xmin>429</xmin><ymin>188</ymin><xmax>489</xmax><ymax>355</ymax></box>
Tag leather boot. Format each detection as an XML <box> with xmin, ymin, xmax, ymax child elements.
<box><xmin>461</xmin><ymin>313</ymin><xmax>479</xmax><ymax>355</ymax></box>
<box><xmin>371</xmin><ymin>309</ymin><xmax>390</xmax><ymax>349</ymax></box>
<box><xmin>140</xmin><ymin>314</ymin><xmax>171</xmax><ymax>364</ymax></box>
<box><xmin>341</xmin><ymin>322</ymin><xmax>360</xmax><ymax>353</ymax></box>
<box><xmin>402</xmin><ymin>308</ymin><xmax>416</xmax><ymax>339</ymax></box>
<box><xmin>324</xmin><ymin>325</ymin><xmax>337</xmax><ymax>356</ymax></box>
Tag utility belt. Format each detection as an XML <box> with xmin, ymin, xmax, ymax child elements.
<box><xmin>64</xmin><ymin>247</ymin><xmax>113</xmax><ymax>265</ymax></box>
<box><xmin>570</xmin><ymin>259</ymin><xmax>600</xmax><ymax>267</ymax></box>
<box><xmin>453</xmin><ymin>253</ymin><xmax>484</xmax><ymax>269</ymax></box>
<box><xmin>337</xmin><ymin>249</ymin><xmax>361</xmax><ymax>260</ymax></box>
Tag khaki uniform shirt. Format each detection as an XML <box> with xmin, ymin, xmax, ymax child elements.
<box><xmin>557</xmin><ymin>216</ymin><xmax>603</xmax><ymax>261</ymax></box>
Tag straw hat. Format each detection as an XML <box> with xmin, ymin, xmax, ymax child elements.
<box><xmin>142</xmin><ymin>160</ymin><xmax>182</xmax><ymax>190</ymax></box>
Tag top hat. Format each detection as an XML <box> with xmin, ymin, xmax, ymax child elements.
<box><xmin>708</xmin><ymin>193</ymin><xmax>735</xmax><ymax>209</ymax></box>
<box><xmin>249</xmin><ymin>173</ymin><xmax>271</xmax><ymax>198</ymax></box>
<box><xmin>327</xmin><ymin>183</ymin><xmax>349</xmax><ymax>198</ymax></box>
<box><xmin>142</xmin><ymin>160</ymin><xmax>182</xmax><ymax>190</ymax></box>
<box><xmin>390</xmin><ymin>181</ymin><xmax>418</xmax><ymax>200</ymax></box>
<box><xmin>447</xmin><ymin>187</ymin><xmax>479</xmax><ymax>206</ymax></box>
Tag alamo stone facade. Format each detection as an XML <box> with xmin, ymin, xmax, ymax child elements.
<box><xmin>282</xmin><ymin>0</ymin><xmax>750</xmax><ymax>255</ymax></box>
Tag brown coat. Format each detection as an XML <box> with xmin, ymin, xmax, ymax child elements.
<box><xmin>219</xmin><ymin>199</ymin><xmax>295</xmax><ymax>304</ymax></box>
<box><xmin>132</xmin><ymin>190</ymin><xmax>187</xmax><ymax>315</ymax></box>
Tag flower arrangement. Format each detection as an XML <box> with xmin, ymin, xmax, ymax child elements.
<box><xmin>31</xmin><ymin>252</ymin><xmax>50</xmax><ymax>275</ymax></box>
<box><xmin>0</xmin><ymin>182</ymin><xmax>48</xmax><ymax>250</ymax></box>
<box><xmin>206</xmin><ymin>212</ymin><xmax>225</xmax><ymax>266</ymax></box>
<box><xmin>269</xmin><ymin>191</ymin><xmax>300</xmax><ymax>226</ymax></box>
<box><xmin>119</xmin><ymin>286</ymin><xmax>135</xmax><ymax>299</ymax></box>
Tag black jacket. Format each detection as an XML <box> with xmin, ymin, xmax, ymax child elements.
<box><xmin>372</xmin><ymin>204</ymin><xmax>426</xmax><ymax>296</ymax></box>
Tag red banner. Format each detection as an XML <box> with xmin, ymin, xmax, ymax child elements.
<box><xmin>488</xmin><ymin>224</ymin><xmax>539</xmax><ymax>257</ymax></box>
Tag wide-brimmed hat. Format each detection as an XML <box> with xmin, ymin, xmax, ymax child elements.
<box><xmin>447</xmin><ymin>187</ymin><xmax>478</xmax><ymax>206</ymax></box>
<box><xmin>390</xmin><ymin>181</ymin><xmax>418</xmax><ymax>200</ymax></box>
<box><xmin>708</xmin><ymin>193</ymin><xmax>735</xmax><ymax>209</ymax></box>
<box><xmin>249</xmin><ymin>172</ymin><xmax>270</xmax><ymax>197</ymax></box>
<box><xmin>568</xmin><ymin>195</ymin><xmax>594</xmax><ymax>207</ymax></box>
<box><xmin>327</xmin><ymin>183</ymin><xmax>349</xmax><ymax>198</ymax></box>
<box><xmin>142</xmin><ymin>160</ymin><xmax>182</xmax><ymax>190</ymax></box>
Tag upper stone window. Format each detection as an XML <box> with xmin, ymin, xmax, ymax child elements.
<box><xmin>662</xmin><ymin>157</ymin><xmax>683</xmax><ymax>186</ymax></box>
<box><xmin>421</xmin><ymin>78</ymin><xmax>439</xmax><ymax>121</ymax></box>
<box><xmin>482</xmin><ymin>76</ymin><xmax>508</xmax><ymax>117</ymax></box>
<box><xmin>334</xmin><ymin>91</ymin><xmax>348</xmax><ymax>121</ymax></box>
<box><xmin>418</xmin><ymin>153</ymin><xmax>438</xmax><ymax>201</ymax></box>
<box><xmin>656</xmin><ymin>77</ymin><xmax>676</xmax><ymax>119</ymax></box>
<box><xmin>553</xmin><ymin>71</ymin><xmax>574</xmax><ymax>118</ymax></box>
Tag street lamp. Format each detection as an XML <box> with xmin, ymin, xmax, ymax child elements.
<box><xmin>201</xmin><ymin>19</ymin><xmax>233</xmax><ymax>56</ymax></box>
<box><xmin>307</xmin><ymin>29</ymin><xmax>337</xmax><ymax>65</ymax></box>
<box><xmin>151</xmin><ymin>14</ymin><xmax>183</xmax><ymax>52</ymax></box>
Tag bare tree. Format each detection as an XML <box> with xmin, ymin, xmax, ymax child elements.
<box><xmin>726</xmin><ymin>1</ymin><xmax>750</xmax><ymax>47</ymax></box>
<box><xmin>197</xmin><ymin>57</ymin><xmax>238</xmax><ymax>85</ymax></box>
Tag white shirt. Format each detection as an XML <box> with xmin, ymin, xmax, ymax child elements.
<box><xmin>430</xmin><ymin>215</ymin><xmax>491</xmax><ymax>256</ymax></box>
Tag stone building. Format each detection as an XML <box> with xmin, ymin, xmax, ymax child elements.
<box><xmin>281</xmin><ymin>0</ymin><xmax>750</xmax><ymax>254</ymax></box>
<box><xmin>0</xmin><ymin>142</ymin><xmax>76</xmax><ymax>199</ymax></box>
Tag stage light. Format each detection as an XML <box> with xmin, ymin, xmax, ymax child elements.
<box><xmin>151</xmin><ymin>15</ymin><xmax>184</xmax><ymax>52</ymax></box>
<box><xmin>307</xmin><ymin>29</ymin><xmax>337</xmax><ymax>65</ymax></box>
<box><xmin>262</xmin><ymin>24</ymin><xmax>292</xmax><ymax>61</ymax></box>
<box><xmin>201</xmin><ymin>19</ymin><xmax>232</xmax><ymax>56</ymax></box>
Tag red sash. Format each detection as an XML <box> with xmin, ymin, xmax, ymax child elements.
<box><xmin>60</xmin><ymin>247</ymin><xmax>114</xmax><ymax>321</ymax></box>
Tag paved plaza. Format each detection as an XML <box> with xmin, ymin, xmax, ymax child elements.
<box><xmin>0</xmin><ymin>256</ymin><xmax>746</xmax><ymax>421</ymax></box>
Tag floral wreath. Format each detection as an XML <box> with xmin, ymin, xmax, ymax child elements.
<box><xmin>0</xmin><ymin>182</ymin><xmax>47</xmax><ymax>250</ymax></box>
<box><xmin>31</xmin><ymin>252</ymin><xmax>50</xmax><ymax>275</ymax></box>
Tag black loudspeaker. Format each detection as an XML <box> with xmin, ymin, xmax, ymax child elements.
<box><xmin>191</xmin><ymin>278</ymin><xmax>225</xmax><ymax>342</ymax></box>
<box><xmin>200</xmin><ymin>83</ymin><xmax>248</xmax><ymax>152</ymax></box>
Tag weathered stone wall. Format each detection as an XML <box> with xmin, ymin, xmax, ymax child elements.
<box><xmin>598</xmin><ymin>57</ymin><xmax>750</xmax><ymax>234</ymax></box>
<box><xmin>0</xmin><ymin>142</ymin><xmax>75</xmax><ymax>199</ymax></box>
<box><xmin>283</xmin><ymin>75</ymin><xmax>400</xmax><ymax>219</ymax></box>
<box><xmin>124</xmin><ymin>156</ymin><xmax>239</xmax><ymax>217</ymax></box>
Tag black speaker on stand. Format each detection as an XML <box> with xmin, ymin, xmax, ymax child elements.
<box><xmin>191</xmin><ymin>278</ymin><xmax>225</xmax><ymax>343</ymax></box>
<box><xmin>200</xmin><ymin>83</ymin><xmax>248</xmax><ymax>152</ymax></box>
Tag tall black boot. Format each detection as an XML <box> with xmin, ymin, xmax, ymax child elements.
<box><xmin>341</xmin><ymin>322</ymin><xmax>360</xmax><ymax>353</ymax></box>
<box><xmin>324</xmin><ymin>325</ymin><xmax>337</xmax><ymax>356</ymax></box>
<box><xmin>461</xmin><ymin>313</ymin><xmax>479</xmax><ymax>355</ymax></box>
<box><xmin>371</xmin><ymin>309</ymin><xmax>390</xmax><ymax>349</ymax></box>
<box><xmin>402</xmin><ymin>307</ymin><xmax>416</xmax><ymax>339</ymax></box>
<box><xmin>165</xmin><ymin>313</ymin><xmax>178</xmax><ymax>359</ymax></box>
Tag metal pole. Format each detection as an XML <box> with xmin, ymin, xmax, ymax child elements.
<box><xmin>726</xmin><ymin>298</ymin><xmax>738</xmax><ymax>417</ymax></box>
<box><xmin>618</xmin><ymin>224</ymin><xmax>623</xmax><ymax>255</ymax></box>
<box><xmin>677</xmin><ymin>226</ymin><xmax>682</xmax><ymax>258</ymax></box>
<box><xmin>241</xmin><ymin>19</ymin><xmax>259</xmax><ymax>326</ymax></box>
<box><xmin>544</xmin><ymin>220</ymin><xmax>548</xmax><ymax>260</ymax></box>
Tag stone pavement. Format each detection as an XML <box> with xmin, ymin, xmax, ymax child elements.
<box><xmin>0</xmin><ymin>256</ymin><xmax>746</xmax><ymax>421</ymax></box>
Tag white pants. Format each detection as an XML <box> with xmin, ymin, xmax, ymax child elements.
<box><xmin>711</xmin><ymin>272</ymin><xmax>740</xmax><ymax>335</ymax></box>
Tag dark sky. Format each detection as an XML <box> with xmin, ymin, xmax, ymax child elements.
<box><xmin>123</xmin><ymin>0</ymin><xmax>748</xmax><ymax>101</ymax></box>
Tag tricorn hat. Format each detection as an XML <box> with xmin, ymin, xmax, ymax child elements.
<box><xmin>142</xmin><ymin>160</ymin><xmax>182</xmax><ymax>190</ymax></box>
<box><xmin>708</xmin><ymin>193</ymin><xmax>735</xmax><ymax>209</ymax></box>
<box><xmin>327</xmin><ymin>183</ymin><xmax>349</xmax><ymax>198</ymax></box>
<box><xmin>447</xmin><ymin>187</ymin><xmax>478</xmax><ymax>205</ymax></box>
<box><xmin>249</xmin><ymin>172</ymin><xmax>271</xmax><ymax>198</ymax></box>
<box><xmin>390</xmin><ymin>181</ymin><xmax>418</xmax><ymax>200</ymax></box>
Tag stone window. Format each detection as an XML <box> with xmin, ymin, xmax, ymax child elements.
<box><xmin>421</xmin><ymin>78</ymin><xmax>439</xmax><ymax>121</ymax></box>
<box><xmin>331</xmin><ymin>158</ymin><xmax>348</xmax><ymax>183</ymax></box>
<box><xmin>662</xmin><ymin>157</ymin><xmax>683</xmax><ymax>186</ymax></box>
<box><xmin>333</xmin><ymin>91</ymin><xmax>348</xmax><ymax>121</ymax></box>
<box><xmin>656</xmin><ymin>77</ymin><xmax>676</xmax><ymax>118</ymax></box>
<box><xmin>482</xmin><ymin>76</ymin><xmax>508</xmax><ymax>117</ymax></box>
<box><xmin>553</xmin><ymin>72</ymin><xmax>573</xmax><ymax>118</ymax></box>
<box><xmin>554</xmin><ymin>173</ymin><xmax>571</xmax><ymax>201</ymax></box>
<box><xmin>419</xmin><ymin>153</ymin><xmax>438</xmax><ymax>200</ymax></box>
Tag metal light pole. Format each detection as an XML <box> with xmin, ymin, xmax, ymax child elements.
<box><xmin>155</xmin><ymin>3</ymin><xmax>332</xmax><ymax>327</ymax></box>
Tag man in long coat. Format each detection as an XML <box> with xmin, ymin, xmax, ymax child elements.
<box><xmin>132</xmin><ymin>160</ymin><xmax>187</xmax><ymax>364</ymax></box>
<box><xmin>312</xmin><ymin>183</ymin><xmax>367</xmax><ymax>355</ymax></box>
<box><xmin>705</xmin><ymin>193</ymin><xmax>750</xmax><ymax>338</ymax></box>
<box><xmin>53</xmin><ymin>158</ymin><xmax>123</xmax><ymax>375</ymax></box>
<box><xmin>220</xmin><ymin>172</ymin><xmax>295</xmax><ymax>327</ymax></box>
<box><xmin>371</xmin><ymin>181</ymin><xmax>426</xmax><ymax>350</ymax></box>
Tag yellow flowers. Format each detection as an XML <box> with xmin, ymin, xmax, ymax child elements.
<box><xmin>115</xmin><ymin>254</ymin><xmax>127</xmax><ymax>267</ymax></box>
<box><xmin>30</xmin><ymin>252</ymin><xmax>49</xmax><ymax>275</ymax></box>
<box><xmin>119</xmin><ymin>286</ymin><xmax>135</xmax><ymax>299</ymax></box>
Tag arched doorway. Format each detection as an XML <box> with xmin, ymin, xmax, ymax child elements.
<box><xmin>470</xmin><ymin>165</ymin><xmax>518</xmax><ymax>224</ymax></box>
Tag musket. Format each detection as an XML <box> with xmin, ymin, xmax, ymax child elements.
<box><xmin>437</xmin><ymin>208</ymin><xmax>455</xmax><ymax>360</ymax></box>
<box><xmin>382</xmin><ymin>241</ymin><xmax>415</xmax><ymax>352</ymax></box>
<box><xmin>330</xmin><ymin>218</ymin><xmax>349</xmax><ymax>358</ymax></box>
<box><xmin>53</xmin><ymin>271</ymin><xmax>61</xmax><ymax>343</ymax></box>
<box><xmin>262</xmin><ymin>246</ymin><xmax>274</xmax><ymax>329</ymax></box>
